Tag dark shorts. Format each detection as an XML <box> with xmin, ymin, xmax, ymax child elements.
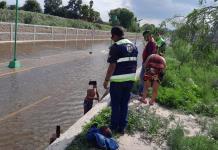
<box><xmin>84</xmin><ymin>100</ymin><xmax>93</xmax><ymax>114</ymax></box>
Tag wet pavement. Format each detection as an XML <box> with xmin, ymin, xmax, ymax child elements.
<box><xmin>0</xmin><ymin>39</ymin><xmax>144</xmax><ymax>150</ymax></box>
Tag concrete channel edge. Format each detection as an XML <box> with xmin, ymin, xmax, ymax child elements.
<box><xmin>46</xmin><ymin>94</ymin><xmax>110</xmax><ymax>150</ymax></box>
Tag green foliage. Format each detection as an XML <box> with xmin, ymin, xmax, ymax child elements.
<box><xmin>66</xmin><ymin>0</ymin><xmax>82</xmax><ymax>19</ymax></box>
<box><xmin>141</xmin><ymin>23</ymin><xmax>156</xmax><ymax>33</ymax></box>
<box><xmin>155</xmin><ymin>44</ymin><xmax>218</xmax><ymax>117</ymax></box>
<box><xmin>171</xmin><ymin>6</ymin><xmax>218</xmax><ymax>66</ymax></box>
<box><xmin>7</xmin><ymin>5</ymin><xmax>16</xmax><ymax>10</ymax></box>
<box><xmin>109</xmin><ymin>8</ymin><xmax>137</xmax><ymax>31</ymax></box>
<box><xmin>209</xmin><ymin>121</ymin><xmax>218</xmax><ymax>140</ymax></box>
<box><xmin>67</xmin><ymin>106</ymin><xmax>169</xmax><ymax>150</ymax></box>
<box><xmin>0</xmin><ymin>0</ymin><xmax>6</xmax><ymax>9</ymax></box>
<box><xmin>193</xmin><ymin>102</ymin><xmax>218</xmax><ymax>117</ymax></box>
<box><xmin>168</xmin><ymin>125</ymin><xmax>184</xmax><ymax>150</ymax></box>
<box><xmin>80</xmin><ymin>4</ymin><xmax>89</xmax><ymax>20</ymax></box>
<box><xmin>44</xmin><ymin>0</ymin><xmax>62</xmax><ymax>15</ymax></box>
<box><xmin>66</xmin><ymin>108</ymin><xmax>111</xmax><ymax>150</ymax></box>
<box><xmin>171</xmin><ymin>39</ymin><xmax>192</xmax><ymax>66</ymax></box>
<box><xmin>0</xmin><ymin>9</ymin><xmax>111</xmax><ymax>30</ymax></box>
<box><xmin>128</xmin><ymin>105</ymin><xmax>169</xmax><ymax>144</ymax></box>
<box><xmin>22</xmin><ymin>0</ymin><xmax>42</xmax><ymax>13</ymax></box>
<box><xmin>168</xmin><ymin>126</ymin><xmax>218</xmax><ymax>150</ymax></box>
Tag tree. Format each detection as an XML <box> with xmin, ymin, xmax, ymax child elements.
<box><xmin>167</xmin><ymin>1</ymin><xmax>218</xmax><ymax>66</ymax></box>
<box><xmin>22</xmin><ymin>0</ymin><xmax>42</xmax><ymax>13</ymax></box>
<box><xmin>141</xmin><ymin>23</ymin><xmax>156</xmax><ymax>33</ymax></box>
<box><xmin>109</xmin><ymin>8</ymin><xmax>136</xmax><ymax>31</ymax></box>
<box><xmin>66</xmin><ymin>0</ymin><xmax>82</xmax><ymax>19</ymax></box>
<box><xmin>44</xmin><ymin>0</ymin><xmax>62</xmax><ymax>15</ymax></box>
<box><xmin>0</xmin><ymin>1</ymin><xmax>6</xmax><ymax>9</ymax></box>
<box><xmin>8</xmin><ymin>5</ymin><xmax>16</xmax><ymax>10</ymax></box>
<box><xmin>81</xmin><ymin>4</ymin><xmax>89</xmax><ymax>20</ymax></box>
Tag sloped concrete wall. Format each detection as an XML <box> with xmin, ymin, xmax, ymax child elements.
<box><xmin>46</xmin><ymin>94</ymin><xmax>110</xmax><ymax>150</ymax></box>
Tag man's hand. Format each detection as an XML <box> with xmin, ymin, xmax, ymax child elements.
<box><xmin>103</xmin><ymin>80</ymin><xmax>109</xmax><ymax>89</ymax></box>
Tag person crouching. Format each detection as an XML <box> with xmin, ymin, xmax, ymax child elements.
<box><xmin>140</xmin><ymin>53</ymin><xmax>166</xmax><ymax>105</ymax></box>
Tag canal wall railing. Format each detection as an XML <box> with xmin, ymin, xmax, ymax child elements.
<box><xmin>0</xmin><ymin>22</ymin><xmax>139</xmax><ymax>43</ymax></box>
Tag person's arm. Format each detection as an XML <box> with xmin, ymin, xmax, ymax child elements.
<box><xmin>103</xmin><ymin>45</ymin><xmax>119</xmax><ymax>89</ymax></box>
<box><xmin>94</xmin><ymin>88</ymin><xmax>100</xmax><ymax>102</ymax></box>
<box><xmin>151</xmin><ymin>41</ymin><xmax>157</xmax><ymax>54</ymax></box>
<box><xmin>144</xmin><ymin>54</ymin><xmax>152</xmax><ymax>68</ymax></box>
<box><xmin>103</xmin><ymin>63</ymin><xmax>116</xmax><ymax>89</ymax></box>
<box><xmin>100</xmin><ymin>89</ymin><xmax>109</xmax><ymax>101</ymax></box>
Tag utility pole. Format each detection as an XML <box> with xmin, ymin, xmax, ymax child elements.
<box><xmin>8</xmin><ymin>0</ymin><xmax>21</xmax><ymax>68</ymax></box>
<box><xmin>135</xmin><ymin>19</ymin><xmax>142</xmax><ymax>45</ymax></box>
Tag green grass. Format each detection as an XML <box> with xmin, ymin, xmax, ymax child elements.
<box><xmin>157</xmin><ymin>52</ymin><xmax>218</xmax><ymax>117</ymax></box>
<box><xmin>66</xmin><ymin>105</ymin><xmax>169</xmax><ymax>150</ymax></box>
<box><xmin>168</xmin><ymin>126</ymin><xmax>218</xmax><ymax>150</ymax></box>
<box><xmin>66</xmin><ymin>108</ymin><xmax>111</xmax><ymax>150</ymax></box>
<box><xmin>0</xmin><ymin>9</ymin><xmax>111</xmax><ymax>30</ymax></box>
<box><xmin>209</xmin><ymin>121</ymin><xmax>218</xmax><ymax>140</ymax></box>
<box><xmin>130</xmin><ymin>41</ymin><xmax>218</xmax><ymax>117</ymax></box>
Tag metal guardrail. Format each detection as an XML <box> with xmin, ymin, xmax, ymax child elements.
<box><xmin>0</xmin><ymin>22</ymin><xmax>138</xmax><ymax>43</ymax></box>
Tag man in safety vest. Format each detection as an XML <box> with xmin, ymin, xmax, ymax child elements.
<box><xmin>140</xmin><ymin>53</ymin><xmax>166</xmax><ymax>105</ymax></box>
<box><xmin>103</xmin><ymin>26</ymin><xmax>138</xmax><ymax>134</ymax></box>
<box><xmin>156</xmin><ymin>33</ymin><xmax>166</xmax><ymax>54</ymax></box>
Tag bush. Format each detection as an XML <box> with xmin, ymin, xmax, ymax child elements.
<box><xmin>167</xmin><ymin>125</ymin><xmax>184</xmax><ymax>150</ymax></box>
<box><xmin>168</xmin><ymin>126</ymin><xmax>218</xmax><ymax>150</ymax></box>
<box><xmin>210</xmin><ymin>121</ymin><xmax>218</xmax><ymax>140</ymax></box>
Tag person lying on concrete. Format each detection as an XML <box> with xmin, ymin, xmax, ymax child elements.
<box><xmin>84</xmin><ymin>81</ymin><xmax>99</xmax><ymax>114</ymax></box>
<box><xmin>140</xmin><ymin>53</ymin><xmax>166</xmax><ymax>105</ymax></box>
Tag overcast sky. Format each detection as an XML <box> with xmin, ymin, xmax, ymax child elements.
<box><xmin>5</xmin><ymin>0</ymin><xmax>218</xmax><ymax>26</ymax></box>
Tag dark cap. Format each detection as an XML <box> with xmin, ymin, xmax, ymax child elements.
<box><xmin>89</xmin><ymin>81</ymin><xmax>97</xmax><ymax>85</ymax></box>
<box><xmin>143</xmin><ymin>30</ymin><xmax>151</xmax><ymax>36</ymax></box>
<box><xmin>111</xmin><ymin>26</ymin><xmax>124</xmax><ymax>37</ymax></box>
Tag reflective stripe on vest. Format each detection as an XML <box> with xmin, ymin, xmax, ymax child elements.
<box><xmin>117</xmin><ymin>57</ymin><xmax>137</xmax><ymax>63</ymax></box>
<box><xmin>111</xmin><ymin>73</ymin><xmax>136</xmax><ymax>82</ymax></box>
<box><xmin>116</xmin><ymin>39</ymin><xmax>133</xmax><ymax>45</ymax></box>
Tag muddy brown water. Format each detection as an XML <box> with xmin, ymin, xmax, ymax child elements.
<box><xmin>0</xmin><ymin>39</ymin><xmax>143</xmax><ymax>150</ymax></box>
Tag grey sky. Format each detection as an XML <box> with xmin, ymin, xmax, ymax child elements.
<box><xmin>5</xmin><ymin>0</ymin><xmax>217</xmax><ymax>26</ymax></box>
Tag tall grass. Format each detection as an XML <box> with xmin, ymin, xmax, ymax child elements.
<box><xmin>168</xmin><ymin>126</ymin><xmax>218</xmax><ymax>150</ymax></box>
<box><xmin>156</xmin><ymin>38</ymin><xmax>218</xmax><ymax>117</ymax></box>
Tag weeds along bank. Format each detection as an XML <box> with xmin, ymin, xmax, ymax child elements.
<box><xmin>66</xmin><ymin>103</ymin><xmax>218</xmax><ymax>150</ymax></box>
<box><xmin>155</xmin><ymin>40</ymin><xmax>218</xmax><ymax>117</ymax></box>
<box><xmin>0</xmin><ymin>9</ymin><xmax>111</xmax><ymax>30</ymax></box>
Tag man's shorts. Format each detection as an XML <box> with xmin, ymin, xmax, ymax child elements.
<box><xmin>143</xmin><ymin>68</ymin><xmax>164</xmax><ymax>83</ymax></box>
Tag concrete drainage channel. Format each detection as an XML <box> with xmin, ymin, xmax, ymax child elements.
<box><xmin>46</xmin><ymin>67</ymin><xmax>141</xmax><ymax>150</ymax></box>
<box><xmin>46</xmin><ymin>94</ymin><xmax>111</xmax><ymax>150</ymax></box>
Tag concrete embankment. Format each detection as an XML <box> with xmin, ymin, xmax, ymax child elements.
<box><xmin>46</xmin><ymin>94</ymin><xmax>110</xmax><ymax>150</ymax></box>
<box><xmin>46</xmin><ymin>67</ymin><xmax>142</xmax><ymax>150</ymax></box>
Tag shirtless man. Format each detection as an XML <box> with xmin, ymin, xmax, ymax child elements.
<box><xmin>83</xmin><ymin>81</ymin><xmax>99</xmax><ymax>114</ymax></box>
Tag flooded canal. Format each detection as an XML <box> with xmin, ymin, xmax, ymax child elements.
<box><xmin>0</xmin><ymin>39</ymin><xmax>143</xmax><ymax>150</ymax></box>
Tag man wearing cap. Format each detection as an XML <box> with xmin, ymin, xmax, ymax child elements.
<box><xmin>103</xmin><ymin>26</ymin><xmax>138</xmax><ymax>134</ymax></box>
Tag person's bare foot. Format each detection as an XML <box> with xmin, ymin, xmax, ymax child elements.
<box><xmin>149</xmin><ymin>99</ymin><xmax>156</xmax><ymax>105</ymax></box>
<box><xmin>139</xmin><ymin>97</ymin><xmax>147</xmax><ymax>104</ymax></box>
